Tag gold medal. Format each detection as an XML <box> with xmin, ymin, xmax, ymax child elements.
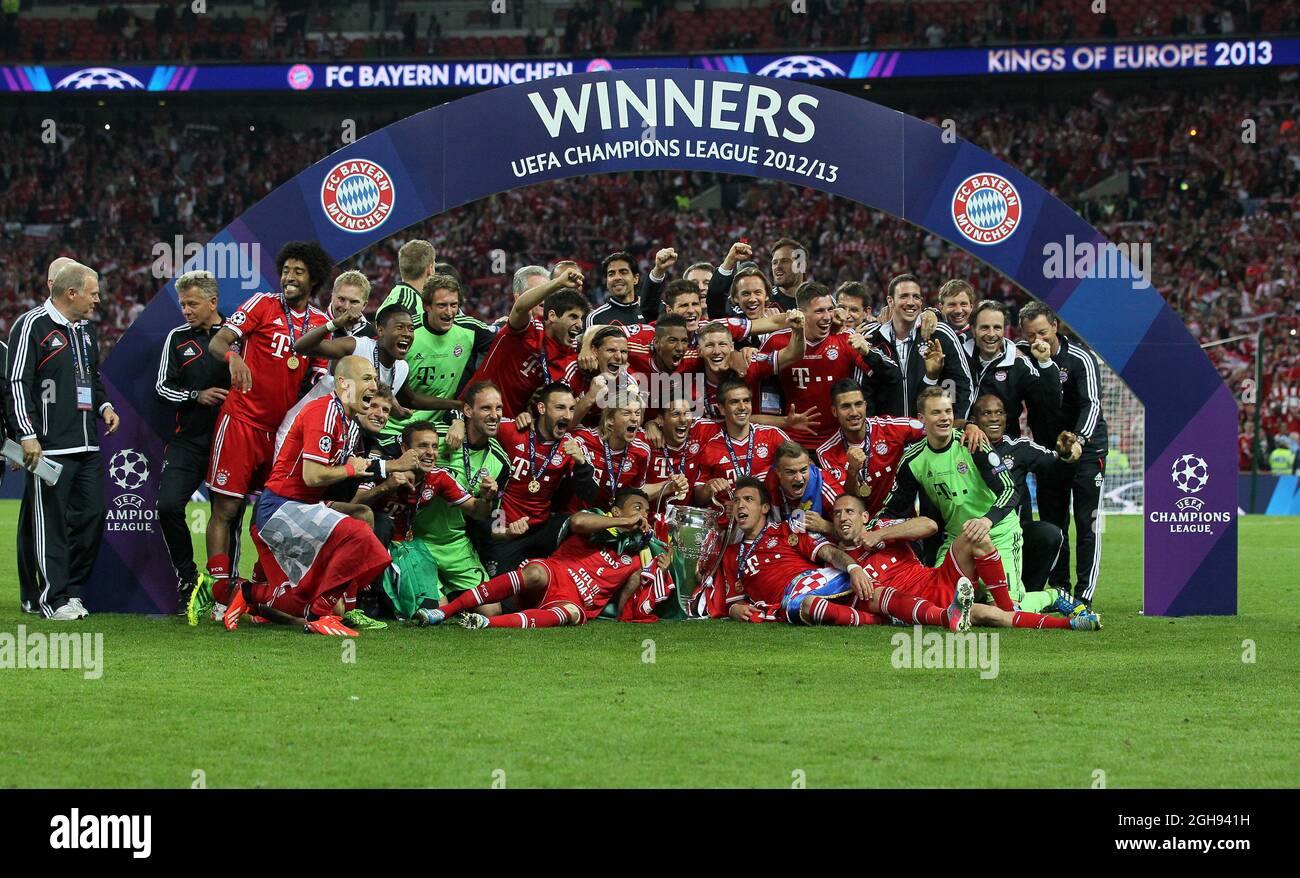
<box><xmin>788</xmin><ymin>534</ymin><xmax>799</xmax><ymax>547</ymax></box>
<box><xmin>405</xmin><ymin>529</ymin><xmax>414</xmax><ymax>542</ymax></box>
<box><xmin>527</xmin><ymin>479</ymin><xmax>541</xmax><ymax>493</ymax></box>
<box><xmin>858</xmin><ymin>482</ymin><xmax>872</xmax><ymax>497</ymax></box>
<box><xmin>287</xmin><ymin>355</ymin><xmax>300</xmax><ymax>370</ymax></box>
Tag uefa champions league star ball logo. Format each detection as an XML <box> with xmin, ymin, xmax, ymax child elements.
<box><xmin>1172</xmin><ymin>453</ymin><xmax>1209</xmax><ymax>494</ymax></box>
<box><xmin>756</xmin><ymin>55</ymin><xmax>847</xmax><ymax>79</ymax></box>
<box><xmin>320</xmin><ymin>159</ymin><xmax>395</xmax><ymax>233</ymax></box>
<box><xmin>952</xmin><ymin>173</ymin><xmax>1022</xmax><ymax>246</ymax></box>
<box><xmin>109</xmin><ymin>449</ymin><xmax>151</xmax><ymax>491</ymax></box>
<box><xmin>54</xmin><ymin>67</ymin><xmax>146</xmax><ymax>90</ymax></box>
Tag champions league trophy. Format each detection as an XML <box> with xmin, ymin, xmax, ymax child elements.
<box><xmin>666</xmin><ymin>504</ymin><xmax>721</xmax><ymax>617</ymax></box>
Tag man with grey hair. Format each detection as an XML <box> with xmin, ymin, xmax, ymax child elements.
<box><xmin>156</xmin><ymin>270</ymin><xmax>230</xmax><ymax>610</ymax></box>
<box><xmin>490</xmin><ymin>264</ymin><xmax>550</xmax><ymax>332</ymax></box>
<box><xmin>7</xmin><ymin>263</ymin><xmax>119</xmax><ymax>619</ymax></box>
<box><xmin>46</xmin><ymin>256</ymin><xmax>81</xmax><ymax>294</ymax></box>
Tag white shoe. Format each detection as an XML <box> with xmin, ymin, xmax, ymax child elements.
<box><xmin>20</xmin><ymin>600</ymin><xmax>34</xmax><ymax>615</ymax></box>
<box><xmin>211</xmin><ymin>602</ymin><xmax>227</xmax><ymax>622</ymax></box>
<box><xmin>66</xmin><ymin>598</ymin><xmax>90</xmax><ymax>619</ymax></box>
<box><xmin>50</xmin><ymin>604</ymin><xmax>83</xmax><ymax>621</ymax></box>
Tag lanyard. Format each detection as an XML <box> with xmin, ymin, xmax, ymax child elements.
<box><xmin>722</xmin><ymin>428</ymin><xmax>754</xmax><ymax>478</ymax></box>
<box><xmin>69</xmin><ymin>322</ymin><xmax>89</xmax><ymax>381</ymax></box>
<box><xmin>664</xmin><ymin>442</ymin><xmax>688</xmax><ymax>475</ymax></box>
<box><xmin>600</xmin><ymin>435</ymin><xmax>627</xmax><ymax>499</ymax></box>
<box><xmin>281</xmin><ymin>297</ymin><xmax>310</xmax><ymax>346</ymax></box>
<box><xmin>369</xmin><ymin>340</ymin><xmax>392</xmax><ymax>387</ymax></box>
<box><xmin>526</xmin><ymin>429</ymin><xmax>562</xmax><ymax>483</ymax></box>
<box><xmin>737</xmin><ymin>524</ymin><xmax>769</xmax><ymax>578</ymax></box>
<box><xmin>460</xmin><ymin>442</ymin><xmax>487</xmax><ymax>491</ymax></box>
<box><xmin>331</xmin><ymin>395</ymin><xmax>359</xmax><ymax>461</ymax></box>
<box><xmin>536</xmin><ymin>330</ymin><xmax>550</xmax><ymax>381</ymax></box>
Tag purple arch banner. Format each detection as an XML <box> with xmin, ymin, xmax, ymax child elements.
<box><xmin>91</xmin><ymin>69</ymin><xmax>1237</xmax><ymax>616</ymax></box>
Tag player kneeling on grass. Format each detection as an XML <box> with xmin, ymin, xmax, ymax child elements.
<box><xmin>225</xmin><ymin>356</ymin><xmax>418</xmax><ymax>636</ymax></box>
<box><xmin>415</xmin><ymin>487</ymin><xmax>675</xmax><ymax>629</ymax></box>
<box><xmin>834</xmin><ymin>493</ymin><xmax>1101</xmax><ymax>631</ymax></box>
<box><xmin>702</xmin><ymin>477</ymin><xmax>968</xmax><ymax>628</ymax></box>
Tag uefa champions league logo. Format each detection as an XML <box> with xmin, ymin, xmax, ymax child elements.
<box><xmin>54</xmin><ymin>68</ymin><xmax>146</xmax><ymax>90</ymax></box>
<box><xmin>1171</xmin><ymin>453</ymin><xmax>1209</xmax><ymax>494</ymax></box>
<box><xmin>1171</xmin><ymin>453</ymin><xmax>1209</xmax><ymax>513</ymax></box>
<box><xmin>755</xmin><ymin>55</ymin><xmax>847</xmax><ymax>79</ymax></box>
<box><xmin>109</xmin><ymin>449</ymin><xmax>150</xmax><ymax>491</ymax></box>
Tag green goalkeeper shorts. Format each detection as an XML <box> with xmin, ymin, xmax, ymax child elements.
<box><xmin>427</xmin><ymin>535</ymin><xmax>488</xmax><ymax>597</ymax></box>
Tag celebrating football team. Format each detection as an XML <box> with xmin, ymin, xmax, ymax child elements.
<box><xmin>118</xmin><ymin>233</ymin><xmax>1108</xmax><ymax>635</ymax></box>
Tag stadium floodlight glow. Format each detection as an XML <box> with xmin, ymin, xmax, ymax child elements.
<box><xmin>91</xmin><ymin>69</ymin><xmax>1238</xmax><ymax>616</ymax></box>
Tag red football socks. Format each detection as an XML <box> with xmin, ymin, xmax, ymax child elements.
<box><xmin>487</xmin><ymin>607</ymin><xmax>571</xmax><ymax>628</ymax></box>
<box><xmin>803</xmin><ymin>596</ymin><xmax>880</xmax><ymax>626</ymax></box>
<box><xmin>1011</xmin><ymin>611</ymin><xmax>1071</xmax><ymax>629</ymax></box>
<box><xmin>973</xmin><ymin>550</ymin><xmax>1014</xmax><ymax>611</ymax></box>
<box><xmin>440</xmin><ymin>570</ymin><xmax>524</xmax><ymax>616</ymax></box>
<box><xmin>207</xmin><ymin>554</ymin><xmax>232</xmax><ymax>605</ymax></box>
<box><xmin>876</xmin><ymin>587</ymin><xmax>947</xmax><ymax>627</ymax></box>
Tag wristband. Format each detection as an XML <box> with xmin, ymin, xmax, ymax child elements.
<box><xmin>344</xmin><ymin>463</ymin><xmax>357</xmax><ymax>478</ymax></box>
<box><xmin>325</xmin><ymin>319</ymin><xmax>337</xmax><ymax>333</ymax></box>
<box><xmin>224</xmin><ymin>350</ymin><xmax>236</xmax><ymax>362</ymax></box>
<box><xmin>847</xmin><ymin>563</ymin><xmax>864</xmax><ymax>575</ymax></box>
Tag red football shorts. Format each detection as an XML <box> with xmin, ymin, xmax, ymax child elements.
<box><xmin>881</xmin><ymin>545</ymin><xmax>966</xmax><ymax>607</ymax></box>
<box><xmin>208</xmin><ymin>412</ymin><xmax>274</xmax><ymax>498</ymax></box>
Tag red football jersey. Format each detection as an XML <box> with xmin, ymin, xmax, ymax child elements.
<box><xmin>265</xmin><ymin>394</ymin><xmax>357</xmax><ymax>503</ymax></box>
<box><xmin>760</xmin><ymin>331</ymin><xmax>869</xmax><ymax>447</ymax></box>
<box><xmin>466</xmin><ymin>320</ymin><xmax>576</xmax><ymax>416</ymax></box>
<box><xmin>648</xmin><ymin>420</ymin><xmax>721</xmax><ymax>483</ymax></box>
<box><xmin>550</xmin><ymin>525</ymin><xmax>644</xmax><ymax>617</ymax></box>
<box><xmin>566</xmin><ymin>427</ymin><xmax>651</xmax><ymax>512</ymax></box>
<box><xmin>815</xmin><ymin>418</ymin><xmax>926</xmax><ymax>517</ymax></box>
<box><xmin>696</xmin><ymin>423</ymin><xmax>789</xmax><ymax>486</ymax></box>
<box><xmin>222</xmin><ymin>292</ymin><xmax>330</xmax><ymax>431</ymax></box>
<box><xmin>497</xmin><ymin>420</ymin><xmax>580</xmax><ymax>527</ymax></box>
<box><xmin>623</xmin><ymin>321</ymin><xmax>706</xmax><ymax>379</ymax></box>
<box><xmin>689</xmin><ymin>353</ymin><xmax>779</xmax><ymax>422</ymax></box>
<box><xmin>842</xmin><ymin>519</ymin><xmax>923</xmax><ymax>585</ymax></box>
<box><xmin>716</xmin><ymin>521</ymin><xmax>829</xmax><ymax>613</ymax></box>
<box><xmin>389</xmin><ymin>467</ymin><xmax>473</xmax><ymax>541</ymax></box>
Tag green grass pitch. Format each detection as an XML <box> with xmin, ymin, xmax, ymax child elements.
<box><xmin>0</xmin><ymin>500</ymin><xmax>1296</xmax><ymax>788</ymax></box>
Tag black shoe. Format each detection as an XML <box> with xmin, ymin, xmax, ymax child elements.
<box><xmin>177</xmin><ymin>580</ymin><xmax>197</xmax><ymax>616</ymax></box>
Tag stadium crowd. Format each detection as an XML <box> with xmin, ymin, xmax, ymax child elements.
<box><xmin>1</xmin><ymin>0</ymin><xmax>1295</xmax><ymax>64</ymax></box>
<box><xmin>1</xmin><ymin>79</ymin><xmax>1296</xmax><ymax>462</ymax></box>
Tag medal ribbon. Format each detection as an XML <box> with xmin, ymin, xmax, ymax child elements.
<box><xmin>736</xmin><ymin>524</ymin><xmax>769</xmax><ymax>581</ymax></box>
<box><xmin>526</xmin><ymin>428</ymin><xmax>562</xmax><ymax>485</ymax></box>
<box><xmin>722</xmin><ymin>428</ymin><xmax>755</xmax><ymax>479</ymax></box>
<box><xmin>600</xmin><ymin>435</ymin><xmax>628</xmax><ymax>500</ymax></box>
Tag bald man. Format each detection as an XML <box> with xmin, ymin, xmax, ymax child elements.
<box><xmin>227</xmin><ymin>356</ymin><xmax>418</xmax><ymax>635</ymax></box>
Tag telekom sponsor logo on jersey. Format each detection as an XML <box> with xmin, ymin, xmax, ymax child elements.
<box><xmin>321</xmin><ymin>159</ymin><xmax>395</xmax><ymax>233</ymax></box>
<box><xmin>951</xmin><ymin>172</ymin><xmax>1021</xmax><ymax>246</ymax></box>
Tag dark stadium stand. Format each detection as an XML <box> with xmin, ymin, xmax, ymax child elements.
<box><xmin>1</xmin><ymin>0</ymin><xmax>1295</xmax><ymax>64</ymax></box>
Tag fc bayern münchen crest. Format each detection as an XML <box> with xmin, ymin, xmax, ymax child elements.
<box><xmin>321</xmin><ymin>158</ymin><xmax>395</xmax><ymax>233</ymax></box>
<box><xmin>951</xmin><ymin>172</ymin><xmax>1021</xmax><ymax>246</ymax></box>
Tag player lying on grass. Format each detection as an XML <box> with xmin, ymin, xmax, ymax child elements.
<box><xmin>699</xmin><ymin>478</ymin><xmax>971</xmax><ymax>628</ymax></box>
<box><xmin>833</xmin><ymin>493</ymin><xmax>1101</xmax><ymax>630</ymax></box>
<box><xmin>413</xmin><ymin>487</ymin><xmax>675</xmax><ymax>629</ymax></box>
<box><xmin>223</xmin><ymin>356</ymin><xmax>417</xmax><ymax>636</ymax></box>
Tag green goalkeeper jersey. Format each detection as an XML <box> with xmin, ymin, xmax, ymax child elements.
<box><xmin>382</xmin><ymin>312</ymin><xmax>494</xmax><ymax>438</ymax></box>
<box><xmin>879</xmin><ymin>429</ymin><xmax>1021</xmax><ymax>540</ymax></box>
<box><xmin>411</xmin><ymin>436</ymin><xmax>510</xmax><ymax>543</ymax></box>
